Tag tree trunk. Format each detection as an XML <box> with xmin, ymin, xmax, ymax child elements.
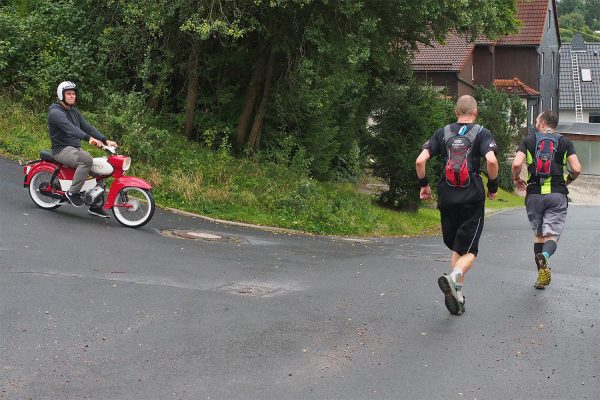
<box><xmin>146</xmin><ymin>95</ymin><xmax>160</xmax><ymax>111</ymax></box>
<box><xmin>184</xmin><ymin>41</ymin><xmax>200</xmax><ymax>140</ymax></box>
<box><xmin>247</xmin><ymin>48</ymin><xmax>276</xmax><ymax>148</ymax></box>
<box><xmin>237</xmin><ymin>51</ymin><xmax>267</xmax><ymax>147</ymax></box>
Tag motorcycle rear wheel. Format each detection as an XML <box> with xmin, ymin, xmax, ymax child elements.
<box><xmin>29</xmin><ymin>171</ymin><xmax>62</xmax><ymax>210</ymax></box>
<box><xmin>112</xmin><ymin>187</ymin><xmax>155</xmax><ymax>228</ymax></box>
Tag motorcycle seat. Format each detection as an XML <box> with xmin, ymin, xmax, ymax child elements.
<box><xmin>40</xmin><ymin>150</ymin><xmax>57</xmax><ymax>162</ymax></box>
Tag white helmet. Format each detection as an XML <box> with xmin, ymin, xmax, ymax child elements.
<box><xmin>57</xmin><ymin>81</ymin><xmax>77</xmax><ymax>101</ymax></box>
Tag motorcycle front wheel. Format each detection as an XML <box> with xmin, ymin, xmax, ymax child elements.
<box><xmin>112</xmin><ymin>187</ymin><xmax>155</xmax><ymax>228</ymax></box>
<box><xmin>28</xmin><ymin>171</ymin><xmax>62</xmax><ymax>210</ymax></box>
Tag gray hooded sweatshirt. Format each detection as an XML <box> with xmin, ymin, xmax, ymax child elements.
<box><xmin>48</xmin><ymin>103</ymin><xmax>107</xmax><ymax>155</ymax></box>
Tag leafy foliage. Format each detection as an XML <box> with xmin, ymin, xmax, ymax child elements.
<box><xmin>0</xmin><ymin>0</ymin><xmax>519</xmax><ymax>182</ymax></box>
<box><xmin>0</xmin><ymin>0</ymin><xmax>523</xmax><ymax>230</ymax></box>
<box><xmin>366</xmin><ymin>80</ymin><xmax>454</xmax><ymax>211</ymax></box>
<box><xmin>473</xmin><ymin>86</ymin><xmax>527</xmax><ymax>161</ymax></box>
<box><xmin>558</xmin><ymin>0</ymin><xmax>600</xmax><ymax>41</ymax></box>
<box><xmin>473</xmin><ymin>85</ymin><xmax>526</xmax><ymax>191</ymax></box>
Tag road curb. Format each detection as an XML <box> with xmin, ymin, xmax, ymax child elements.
<box><xmin>164</xmin><ymin>207</ymin><xmax>312</xmax><ymax>236</ymax></box>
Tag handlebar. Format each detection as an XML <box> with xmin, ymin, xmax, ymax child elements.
<box><xmin>103</xmin><ymin>145</ymin><xmax>117</xmax><ymax>154</ymax></box>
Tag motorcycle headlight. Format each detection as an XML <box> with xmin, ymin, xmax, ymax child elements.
<box><xmin>122</xmin><ymin>157</ymin><xmax>131</xmax><ymax>171</ymax></box>
<box><xmin>108</xmin><ymin>155</ymin><xmax>132</xmax><ymax>172</ymax></box>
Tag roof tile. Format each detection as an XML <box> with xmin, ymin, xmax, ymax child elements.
<box><xmin>412</xmin><ymin>33</ymin><xmax>474</xmax><ymax>72</ymax></box>
<box><xmin>494</xmin><ymin>78</ymin><xmax>540</xmax><ymax>96</ymax></box>
<box><xmin>559</xmin><ymin>42</ymin><xmax>600</xmax><ymax>109</ymax></box>
<box><xmin>490</xmin><ymin>0</ymin><xmax>550</xmax><ymax>46</ymax></box>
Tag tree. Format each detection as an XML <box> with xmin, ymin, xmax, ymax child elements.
<box><xmin>366</xmin><ymin>80</ymin><xmax>454</xmax><ymax>211</ymax></box>
<box><xmin>557</xmin><ymin>0</ymin><xmax>600</xmax><ymax>41</ymax></box>
<box><xmin>1</xmin><ymin>0</ymin><xmax>521</xmax><ymax>183</ymax></box>
<box><xmin>473</xmin><ymin>86</ymin><xmax>526</xmax><ymax>190</ymax></box>
<box><xmin>558</xmin><ymin>0</ymin><xmax>584</xmax><ymax>15</ymax></box>
<box><xmin>559</xmin><ymin>11</ymin><xmax>590</xmax><ymax>41</ymax></box>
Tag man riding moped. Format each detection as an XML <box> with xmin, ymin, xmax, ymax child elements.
<box><xmin>48</xmin><ymin>81</ymin><xmax>118</xmax><ymax>217</ymax></box>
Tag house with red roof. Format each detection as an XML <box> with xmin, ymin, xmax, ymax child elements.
<box><xmin>412</xmin><ymin>0</ymin><xmax>560</xmax><ymax>126</ymax></box>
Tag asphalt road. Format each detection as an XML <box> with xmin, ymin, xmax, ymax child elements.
<box><xmin>1</xmin><ymin>155</ymin><xmax>599</xmax><ymax>400</ymax></box>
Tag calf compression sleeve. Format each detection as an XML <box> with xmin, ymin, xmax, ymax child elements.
<box><xmin>542</xmin><ymin>239</ymin><xmax>558</xmax><ymax>259</ymax></box>
<box><xmin>534</xmin><ymin>242</ymin><xmax>544</xmax><ymax>256</ymax></box>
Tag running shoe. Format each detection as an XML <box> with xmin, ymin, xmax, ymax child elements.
<box><xmin>438</xmin><ymin>274</ymin><xmax>465</xmax><ymax>315</ymax></box>
<box><xmin>534</xmin><ymin>253</ymin><xmax>551</xmax><ymax>289</ymax></box>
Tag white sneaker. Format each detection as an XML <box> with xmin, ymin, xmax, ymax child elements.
<box><xmin>438</xmin><ymin>274</ymin><xmax>465</xmax><ymax>315</ymax></box>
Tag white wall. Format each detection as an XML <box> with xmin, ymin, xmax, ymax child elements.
<box><xmin>560</xmin><ymin>109</ymin><xmax>577</xmax><ymax>122</ymax></box>
<box><xmin>559</xmin><ymin>109</ymin><xmax>600</xmax><ymax>123</ymax></box>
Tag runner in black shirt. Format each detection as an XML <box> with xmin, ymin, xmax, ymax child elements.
<box><xmin>511</xmin><ymin>111</ymin><xmax>581</xmax><ymax>289</ymax></box>
<box><xmin>415</xmin><ymin>95</ymin><xmax>499</xmax><ymax>315</ymax></box>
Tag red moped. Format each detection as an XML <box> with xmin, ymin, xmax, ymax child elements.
<box><xmin>22</xmin><ymin>146</ymin><xmax>155</xmax><ymax>228</ymax></box>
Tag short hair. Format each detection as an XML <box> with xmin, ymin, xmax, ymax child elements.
<box><xmin>538</xmin><ymin>110</ymin><xmax>558</xmax><ymax>129</ymax></box>
<box><xmin>455</xmin><ymin>95</ymin><xmax>477</xmax><ymax>116</ymax></box>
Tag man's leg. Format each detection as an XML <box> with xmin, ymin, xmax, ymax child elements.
<box><xmin>447</xmin><ymin>252</ymin><xmax>476</xmax><ymax>309</ymax></box>
<box><xmin>534</xmin><ymin>193</ymin><xmax>567</xmax><ymax>289</ymax></box>
<box><xmin>438</xmin><ymin>204</ymin><xmax>483</xmax><ymax>315</ymax></box>
<box><xmin>438</xmin><ymin>207</ymin><xmax>464</xmax><ymax>315</ymax></box>
<box><xmin>534</xmin><ymin>239</ymin><xmax>544</xmax><ymax>260</ymax></box>
<box><xmin>451</xmin><ymin>251</ymin><xmax>476</xmax><ymax>285</ymax></box>
<box><xmin>54</xmin><ymin>147</ymin><xmax>93</xmax><ymax>206</ymax></box>
<box><xmin>449</xmin><ymin>202</ymin><xmax>483</xmax><ymax>283</ymax></box>
<box><xmin>526</xmin><ymin>194</ymin><xmax>550</xmax><ymax>288</ymax></box>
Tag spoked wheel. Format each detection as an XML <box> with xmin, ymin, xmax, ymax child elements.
<box><xmin>28</xmin><ymin>171</ymin><xmax>62</xmax><ymax>210</ymax></box>
<box><xmin>112</xmin><ymin>187</ymin><xmax>155</xmax><ymax>228</ymax></box>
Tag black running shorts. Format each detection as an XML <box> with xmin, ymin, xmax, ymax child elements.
<box><xmin>439</xmin><ymin>202</ymin><xmax>485</xmax><ymax>256</ymax></box>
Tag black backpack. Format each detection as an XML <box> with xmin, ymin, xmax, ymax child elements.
<box><xmin>443</xmin><ymin>124</ymin><xmax>483</xmax><ymax>188</ymax></box>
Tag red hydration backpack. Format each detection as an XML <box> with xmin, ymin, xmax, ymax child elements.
<box><xmin>443</xmin><ymin>124</ymin><xmax>483</xmax><ymax>188</ymax></box>
<box><xmin>533</xmin><ymin>131</ymin><xmax>561</xmax><ymax>181</ymax></box>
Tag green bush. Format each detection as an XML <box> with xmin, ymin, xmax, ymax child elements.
<box><xmin>473</xmin><ymin>86</ymin><xmax>527</xmax><ymax>163</ymax></box>
<box><xmin>366</xmin><ymin>79</ymin><xmax>454</xmax><ymax>211</ymax></box>
<box><xmin>497</xmin><ymin>160</ymin><xmax>515</xmax><ymax>192</ymax></box>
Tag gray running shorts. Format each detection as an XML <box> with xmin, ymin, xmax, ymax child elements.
<box><xmin>525</xmin><ymin>193</ymin><xmax>568</xmax><ymax>238</ymax></box>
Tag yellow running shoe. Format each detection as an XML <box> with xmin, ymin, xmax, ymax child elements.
<box><xmin>534</xmin><ymin>253</ymin><xmax>551</xmax><ymax>289</ymax></box>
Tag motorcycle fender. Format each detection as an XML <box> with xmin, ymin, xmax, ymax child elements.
<box><xmin>105</xmin><ymin>176</ymin><xmax>152</xmax><ymax>208</ymax></box>
<box><xmin>23</xmin><ymin>161</ymin><xmax>60</xmax><ymax>187</ymax></box>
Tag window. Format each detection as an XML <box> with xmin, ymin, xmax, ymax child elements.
<box><xmin>530</xmin><ymin>106</ymin><xmax>535</xmax><ymax>125</ymax></box>
<box><xmin>472</xmin><ymin>64</ymin><xmax>474</xmax><ymax>81</ymax></box>
<box><xmin>574</xmin><ymin>140</ymin><xmax>600</xmax><ymax>175</ymax></box>
<box><xmin>548</xmin><ymin>10</ymin><xmax>551</xmax><ymax>29</ymax></box>
<box><xmin>551</xmin><ymin>96</ymin><xmax>553</xmax><ymax>110</ymax></box>
<box><xmin>540</xmin><ymin>98</ymin><xmax>544</xmax><ymax>111</ymax></box>
<box><xmin>540</xmin><ymin>52</ymin><xmax>545</xmax><ymax>75</ymax></box>
<box><xmin>581</xmin><ymin>68</ymin><xmax>592</xmax><ymax>81</ymax></box>
<box><xmin>552</xmin><ymin>51</ymin><xmax>555</xmax><ymax>75</ymax></box>
<box><xmin>589</xmin><ymin>114</ymin><xmax>600</xmax><ymax>123</ymax></box>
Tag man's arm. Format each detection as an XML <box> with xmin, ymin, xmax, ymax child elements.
<box><xmin>78</xmin><ymin>112</ymin><xmax>107</xmax><ymax>143</ymax></box>
<box><xmin>511</xmin><ymin>151</ymin><xmax>527</xmax><ymax>191</ymax></box>
<box><xmin>415</xmin><ymin>149</ymin><xmax>432</xmax><ymax>200</ymax></box>
<box><xmin>78</xmin><ymin>112</ymin><xmax>118</xmax><ymax>148</ymax></box>
<box><xmin>566</xmin><ymin>154</ymin><xmax>582</xmax><ymax>185</ymax></box>
<box><xmin>485</xmin><ymin>151</ymin><xmax>499</xmax><ymax>200</ymax></box>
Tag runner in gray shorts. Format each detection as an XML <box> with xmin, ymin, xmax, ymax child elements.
<box><xmin>511</xmin><ymin>110</ymin><xmax>582</xmax><ymax>289</ymax></box>
<box><xmin>525</xmin><ymin>193</ymin><xmax>568</xmax><ymax>238</ymax></box>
